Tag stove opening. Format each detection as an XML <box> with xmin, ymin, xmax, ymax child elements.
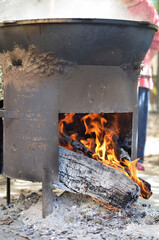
<box><xmin>59</xmin><ymin>113</ymin><xmax>132</xmax><ymax>163</ymax></box>
<box><xmin>59</xmin><ymin>113</ymin><xmax>151</xmax><ymax>199</ymax></box>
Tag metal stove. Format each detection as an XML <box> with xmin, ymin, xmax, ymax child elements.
<box><xmin>0</xmin><ymin>18</ymin><xmax>157</xmax><ymax>217</ymax></box>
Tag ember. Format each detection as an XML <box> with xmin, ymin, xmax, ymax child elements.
<box><xmin>59</xmin><ymin>113</ymin><xmax>152</xmax><ymax>199</ymax></box>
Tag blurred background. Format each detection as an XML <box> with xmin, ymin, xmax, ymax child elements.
<box><xmin>149</xmin><ymin>0</ymin><xmax>159</xmax><ymax>111</ymax></box>
<box><xmin>0</xmin><ymin>0</ymin><xmax>159</xmax><ymax>110</ymax></box>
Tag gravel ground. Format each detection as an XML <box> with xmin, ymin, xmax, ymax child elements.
<box><xmin>0</xmin><ymin>191</ymin><xmax>159</xmax><ymax>240</ymax></box>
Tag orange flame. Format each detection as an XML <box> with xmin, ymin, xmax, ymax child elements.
<box><xmin>59</xmin><ymin>113</ymin><xmax>75</xmax><ymax>133</ymax></box>
<box><xmin>84</xmin><ymin>186</ymin><xmax>119</xmax><ymax>212</ymax></box>
<box><xmin>59</xmin><ymin>113</ymin><xmax>151</xmax><ymax>199</ymax></box>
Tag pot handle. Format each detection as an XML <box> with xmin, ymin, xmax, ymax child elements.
<box><xmin>0</xmin><ymin>109</ymin><xmax>19</xmax><ymax>119</ymax></box>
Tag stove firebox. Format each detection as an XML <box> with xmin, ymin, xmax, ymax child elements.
<box><xmin>0</xmin><ymin>18</ymin><xmax>157</xmax><ymax>217</ymax></box>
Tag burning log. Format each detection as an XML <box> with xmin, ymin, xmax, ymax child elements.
<box><xmin>60</xmin><ymin>132</ymin><xmax>131</xmax><ymax>162</ymax></box>
<box><xmin>58</xmin><ymin>146</ymin><xmax>141</xmax><ymax>209</ymax></box>
<box><xmin>59</xmin><ymin>113</ymin><xmax>152</xmax><ymax>200</ymax></box>
<box><xmin>59</xmin><ymin>132</ymin><xmax>94</xmax><ymax>158</ymax></box>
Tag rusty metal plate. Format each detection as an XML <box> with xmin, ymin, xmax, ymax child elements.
<box><xmin>3</xmin><ymin>75</ymin><xmax>59</xmax><ymax>182</ymax></box>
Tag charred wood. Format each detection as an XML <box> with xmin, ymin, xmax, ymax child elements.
<box><xmin>59</xmin><ymin>133</ymin><xmax>93</xmax><ymax>158</ymax></box>
<box><xmin>139</xmin><ymin>177</ymin><xmax>152</xmax><ymax>199</ymax></box>
<box><xmin>60</xmin><ymin>132</ymin><xmax>131</xmax><ymax>162</ymax></box>
<box><xmin>59</xmin><ymin>134</ymin><xmax>152</xmax><ymax>200</ymax></box>
<box><xmin>118</xmin><ymin>148</ymin><xmax>131</xmax><ymax>162</ymax></box>
<box><xmin>58</xmin><ymin>146</ymin><xmax>141</xmax><ymax>209</ymax></box>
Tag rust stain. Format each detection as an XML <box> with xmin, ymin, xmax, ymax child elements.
<box><xmin>22</xmin><ymin>136</ymin><xmax>46</xmax><ymax>141</ymax></box>
<box><xmin>25</xmin><ymin>113</ymin><xmax>46</xmax><ymax>121</ymax></box>
<box><xmin>27</xmin><ymin>141</ymin><xmax>47</xmax><ymax>152</ymax></box>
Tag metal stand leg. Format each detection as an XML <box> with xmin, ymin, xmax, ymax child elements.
<box><xmin>7</xmin><ymin>177</ymin><xmax>10</xmax><ymax>205</ymax></box>
<box><xmin>42</xmin><ymin>169</ymin><xmax>54</xmax><ymax>218</ymax></box>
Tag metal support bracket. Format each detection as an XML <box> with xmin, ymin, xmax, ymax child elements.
<box><xmin>42</xmin><ymin>168</ymin><xmax>54</xmax><ymax>218</ymax></box>
<box><xmin>7</xmin><ymin>177</ymin><xmax>10</xmax><ymax>205</ymax></box>
<box><xmin>0</xmin><ymin>109</ymin><xmax>19</xmax><ymax>119</ymax></box>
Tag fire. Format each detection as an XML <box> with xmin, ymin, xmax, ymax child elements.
<box><xmin>59</xmin><ymin>113</ymin><xmax>151</xmax><ymax>199</ymax></box>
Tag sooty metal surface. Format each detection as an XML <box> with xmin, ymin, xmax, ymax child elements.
<box><xmin>0</xmin><ymin>18</ymin><xmax>157</xmax><ymax>65</ymax></box>
<box><xmin>0</xmin><ymin>18</ymin><xmax>157</xmax><ymax>183</ymax></box>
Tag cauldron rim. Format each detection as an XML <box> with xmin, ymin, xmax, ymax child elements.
<box><xmin>0</xmin><ymin>18</ymin><xmax>158</xmax><ymax>31</ymax></box>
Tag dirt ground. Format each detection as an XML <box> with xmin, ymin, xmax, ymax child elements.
<box><xmin>138</xmin><ymin>112</ymin><xmax>159</xmax><ymax>209</ymax></box>
<box><xmin>0</xmin><ymin>112</ymin><xmax>159</xmax><ymax>239</ymax></box>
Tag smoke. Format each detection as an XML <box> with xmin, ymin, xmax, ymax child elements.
<box><xmin>0</xmin><ymin>0</ymin><xmax>55</xmax><ymax>21</ymax></box>
<box><xmin>0</xmin><ymin>0</ymin><xmax>134</xmax><ymax>22</ymax></box>
<box><xmin>49</xmin><ymin>0</ymin><xmax>131</xmax><ymax>19</ymax></box>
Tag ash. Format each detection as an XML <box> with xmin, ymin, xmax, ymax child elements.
<box><xmin>0</xmin><ymin>190</ymin><xmax>159</xmax><ymax>240</ymax></box>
